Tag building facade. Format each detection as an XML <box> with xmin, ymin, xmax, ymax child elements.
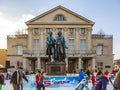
<box><xmin>0</xmin><ymin>49</ymin><xmax>7</xmax><ymax>67</ymax></box>
<box><xmin>7</xmin><ymin>6</ymin><xmax>113</xmax><ymax>72</ymax></box>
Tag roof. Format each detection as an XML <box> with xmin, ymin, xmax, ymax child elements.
<box><xmin>25</xmin><ymin>5</ymin><xmax>94</xmax><ymax>25</ymax></box>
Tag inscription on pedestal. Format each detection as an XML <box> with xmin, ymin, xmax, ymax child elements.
<box><xmin>46</xmin><ymin>62</ymin><xmax>66</xmax><ymax>75</ymax></box>
<box><xmin>51</xmin><ymin>66</ymin><xmax>60</xmax><ymax>72</ymax></box>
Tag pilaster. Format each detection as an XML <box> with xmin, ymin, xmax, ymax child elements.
<box><xmin>92</xmin><ymin>58</ymin><xmax>95</xmax><ymax>71</ymax></box>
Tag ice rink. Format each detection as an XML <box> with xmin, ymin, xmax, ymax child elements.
<box><xmin>2</xmin><ymin>80</ymin><xmax>113</xmax><ymax>90</ymax></box>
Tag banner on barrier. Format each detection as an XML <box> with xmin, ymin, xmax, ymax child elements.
<box><xmin>23</xmin><ymin>75</ymin><xmax>79</xmax><ymax>88</ymax></box>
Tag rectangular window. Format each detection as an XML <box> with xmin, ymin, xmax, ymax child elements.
<box><xmin>68</xmin><ymin>39</ymin><xmax>74</xmax><ymax>53</ymax></box>
<box><xmin>80</xmin><ymin>28</ymin><xmax>86</xmax><ymax>34</ymax></box>
<box><xmin>68</xmin><ymin>39</ymin><xmax>74</xmax><ymax>49</ymax></box>
<box><xmin>46</xmin><ymin>28</ymin><xmax>51</xmax><ymax>34</ymax></box>
<box><xmin>69</xmin><ymin>28</ymin><xmax>74</xmax><ymax>34</ymax></box>
<box><xmin>105</xmin><ymin>65</ymin><xmax>111</xmax><ymax>68</ymax></box>
<box><xmin>80</xmin><ymin>39</ymin><xmax>86</xmax><ymax>50</ymax></box>
<box><xmin>17</xmin><ymin>45</ymin><xmax>23</xmax><ymax>55</ymax></box>
<box><xmin>97</xmin><ymin>62</ymin><xmax>103</xmax><ymax>70</ymax></box>
<box><xmin>33</xmin><ymin>28</ymin><xmax>39</xmax><ymax>34</ymax></box>
<box><xmin>5</xmin><ymin>61</ymin><xmax>10</xmax><ymax>68</ymax></box>
<box><xmin>97</xmin><ymin>45</ymin><xmax>103</xmax><ymax>55</ymax></box>
<box><xmin>33</xmin><ymin>39</ymin><xmax>40</xmax><ymax>53</ymax></box>
<box><xmin>55</xmin><ymin>15</ymin><xmax>65</xmax><ymax>21</ymax></box>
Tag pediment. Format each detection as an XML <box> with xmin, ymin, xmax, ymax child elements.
<box><xmin>26</xmin><ymin>5</ymin><xmax>94</xmax><ymax>25</ymax></box>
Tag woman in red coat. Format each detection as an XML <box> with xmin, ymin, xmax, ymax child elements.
<box><xmin>91</xmin><ymin>72</ymin><xmax>96</xmax><ymax>86</ymax></box>
<box><xmin>35</xmin><ymin>70</ymin><xmax>41</xmax><ymax>90</ymax></box>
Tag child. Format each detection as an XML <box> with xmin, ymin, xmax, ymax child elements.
<box><xmin>0</xmin><ymin>70</ymin><xmax>5</xmax><ymax>90</ymax></box>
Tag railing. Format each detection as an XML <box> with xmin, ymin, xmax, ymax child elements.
<box><xmin>7</xmin><ymin>34</ymin><xmax>28</xmax><ymax>39</ymax></box>
<box><xmin>66</xmin><ymin>50</ymin><xmax>96</xmax><ymax>54</ymax></box>
<box><xmin>23</xmin><ymin>50</ymin><xmax>46</xmax><ymax>55</ymax></box>
<box><xmin>23</xmin><ymin>50</ymin><xmax>96</xmax><ymax>55</ymax></box>
<box><xmin>92</xmin><ymin>34</ymin><xmax>113</xmax><ymax>39</ymax></box>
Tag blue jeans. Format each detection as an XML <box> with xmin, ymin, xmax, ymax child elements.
<box><xmin>21</xmin><ymin>82</ymin><xmax>23</xmax><ymax>90</ymax></box>
<box><xmin>38</xmin><ymin>83</ymin><xmax>45</xmax><ymax>90</ymax></box>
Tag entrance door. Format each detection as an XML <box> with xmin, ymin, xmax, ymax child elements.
<box><xmin>82</xmin><ymin>59</ymin><xmax>90</xmax><ymax>71</ymax></box>
<box><xmin>83</xmin><ymin>60</ymin><xmax>87</xmax><ymax>71</ymax></box>
<box><xmin>31</xmin><ymin>60</ymin><xmax>35</xmax><ymax>72</ymax></box>
<box><xmin>68</xmin><ymin>60</ymin><xmax>74</xmax><ymax>73</ymax></box>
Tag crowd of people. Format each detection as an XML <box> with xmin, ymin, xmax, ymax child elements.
<box><xmin>0</xmin><ymin>67</ymin><xmax>45</xmax><ymax>90</ymax></box>
<box><xmin>77</xmin><ymin>65</ymin><xmax>120</xmax><ymax>90</ymax></box>
<box><xmin>0</xmin><ymin>65</ymin><xmax>120</xmax><ymax>90</ymax></box>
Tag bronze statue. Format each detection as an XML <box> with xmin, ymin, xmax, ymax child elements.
<box><xmin>56</xmin><ymin>30</ymin><xmax>68</xmax><ymax>62</ymax></box>
<box><xmin>46</xmin><ymin>31</ymin><xmax>56</xmax><ymax>62</ymax></box>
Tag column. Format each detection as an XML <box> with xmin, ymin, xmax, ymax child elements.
<box><xmin>76</xmin><ymin>28</ymin><xmax>79</xmax><ymax>50</ymax></box>
<box><xmin>28</xmin><ymin>28</ymin><xmax>32</xmax><ymax>50</ymax></box>
<box><xmin>40</xmin><ymin>28</ymin><xmax>44</xmax><ymax>50</ymax></box>
<box><xmin>64</xmin><ymin>27</ymin><xmax>68</xmax><ymax>45</ymax></box>
<box><xmin>37</xmin><ymin>57</ymin><xmax>41</xmax><ymax>69</ymax></box>
<box><xmin>65</xmin><ymin>58</ymin><xmax>68</xmax><ymax>71</ymax></box>
<box><xmin>92</xmin><ymin>58</ymin><xmax>95</xmax><ymax>71</ymax></box>
<box><xmin>87</xmin><ymin>28</ymin><xmax>92</xmax><ymax>50</ymax></box>
<box><xmin>23</xmin><ymin>58</ymin><xmax>27</xmax><ymax>69</ymax></box>
<box><xmin>78</xmin><ymin>57</ymin><xmax>82</xmax><ymax>70</ymax></box>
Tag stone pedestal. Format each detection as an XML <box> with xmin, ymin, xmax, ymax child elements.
<box><xmin>46</xmin><ymin>62</ymin><xmax>66</xmax><ymax>75</ymax></box>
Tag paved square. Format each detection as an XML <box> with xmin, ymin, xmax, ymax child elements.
<box><xmin>2</xmin><ymin>80</ymin><xmax>113</xmax><ymax>90</ymax></box>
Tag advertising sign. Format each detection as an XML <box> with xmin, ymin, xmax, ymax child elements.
<box><xmin>23</xmin><ymin>75</ymin><xmax>79</xmax><ymax>88</ymax></box>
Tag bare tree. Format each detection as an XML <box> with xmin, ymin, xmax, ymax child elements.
<box><xmin>15</xmin><ymin>28</ymin><xmax>28</xmax><ymax>35</ymax></box>
<box><xmin>97</xmin><ymin>29</ymin><xmax>105</xmax><ymax>35</ymax></box>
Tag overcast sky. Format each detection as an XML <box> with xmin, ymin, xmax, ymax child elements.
<box><xmin>0</xmin><ymin>0</ymin><xmax>120</xmax><ymax>59</ymax></box>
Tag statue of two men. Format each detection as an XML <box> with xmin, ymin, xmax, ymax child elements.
<box><xmin>46</xmin><ymin>30</ymin><xmax>68</xmax><ymax>62</ymax></box>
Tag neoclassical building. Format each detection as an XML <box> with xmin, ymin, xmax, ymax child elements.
<box><xmin>7</xmin><ymin>6</ymin><xmax>113</xmax><ymax>72</ymax></box>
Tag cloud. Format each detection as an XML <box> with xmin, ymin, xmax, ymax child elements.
<box><xmin>22</xmin><ymin>14</ymin><xmax>35</xmax><ymax>22</ymax></box>
<box><xmin>0</xmin><ymin>12</ymin><xmax>3</xmax><ymax>15</ymax></box>
<box><xmin>0</xmin><ymin>12</ymin><xmax>35</xmax><ymax>49</ymax></box>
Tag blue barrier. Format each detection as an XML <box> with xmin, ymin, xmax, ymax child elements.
<box><xmin>23</xmin><ymin>75</ymin><xmax>79</xmax><ymax>88</ymax></box>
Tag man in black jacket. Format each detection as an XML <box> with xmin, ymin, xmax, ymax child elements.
<box><xmin>10</xmin><ymin>67</ymin><xmax>28</xmax><ymax>90</ymax></box>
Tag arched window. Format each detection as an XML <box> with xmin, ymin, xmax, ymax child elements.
<box><xmin>54</xmin><ymin>14</ymin><xmax>65</xmax><ymax>21</ymax></box>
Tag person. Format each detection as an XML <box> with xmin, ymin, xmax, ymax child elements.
<box><xmin>91</xmin><ymin>72</ymin><xmax>96</xmax><ymax>86</ymax></box>
<box><xmin>6</xmin><ymin>70</ymin><xmax>12</xmax><ymax>79</ymax></box>
<box><xmin>46</xmin><ymin>31</ymin><xmax>56</xmax><ymax>62</ymax></box>
<box><xmin>92</xmin><ymin>70</ymin><xmax>109</xmax><ymax>90</ymax></box>
<box><xmin>94</xmin><ymin>69</ymin><xmax>98</xmax><ymax>77</ymax></box>
<box><xmin>113</xmin><ymin>65</ymin><xmax>119</xmax><ymax>76</ymax></box>
<box><xmin>18</xmin><ymin>67</ymin><xmax>28</xmax><ymax>90</ymax></box>
<box><xmin>10</xmin><ymin>67</ymin><xmax>28</xmax><ymax>90</ymax></box>
<box><xmin>0</xmin><ymin>70</ymin><xmax>5</xmax><ymax>90</ymax></box>
<box><xmin>56</xmin><ymin>30</ymin><xmax>68</xmax><ymax>62</ymax></box>
<box><xmin>86</xmin><ymin>69</ymin><xmax>91</xmax><ymax>78</ymax></box>
<box><xmin>78</xmin><ymin>69</ymin><xmax>85</xmax><ymax>83</ymax></box>
<box><xmin>96</xmin><ymin>70</ymin><xmax>103</xmax><ymax>80</ymax></box>
<box><xmin>35</xmin><ymin>70</ymin><xmax>41</xmax><ymax>90</ymax></box>
<box><xmin>37</xmin><ymin>72</ymin><xmax>45</xmax><ymax>90</ymax></box>
<box><xmin>113</xmin><ymin>68</ymin><xmax>120</xmax><ymax>90</ymax></box>
<box><xmin>77</xmin><ymin>69</ymin><xmax>89</xmax><ymax>90</ymax></box>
